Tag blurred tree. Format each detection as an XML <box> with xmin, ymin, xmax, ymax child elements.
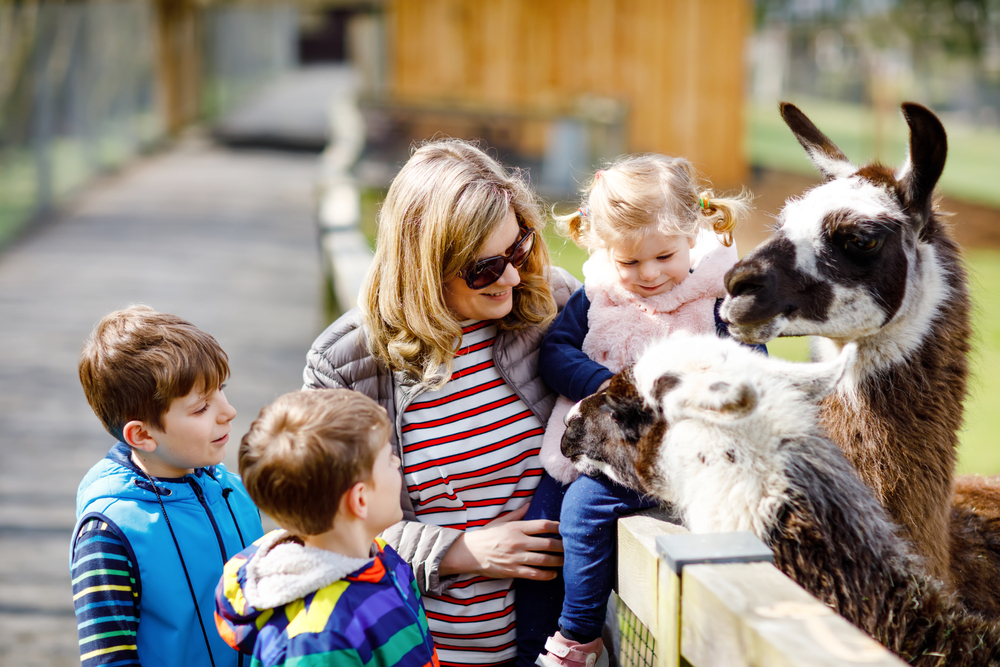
<box><xmin>894</xmin><ymin>0</ymin><xmax>998</xmax><ymax>59</ymax></box>
<box><xmin>755</xmin><ymin>0</ymin><xmax>1000</xmax><ymax>93</ymax></box>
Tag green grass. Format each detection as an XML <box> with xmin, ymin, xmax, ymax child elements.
<box><xmin>959</xmin><ymin>249</ymin><xmax>1000</xmax><ymax>475</ymax></box>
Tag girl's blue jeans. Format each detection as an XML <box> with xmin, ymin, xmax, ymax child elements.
<box><xmin>515</xmin><ymin>472</ymin><xmax>658</xmax><ymax>666</ymax></box>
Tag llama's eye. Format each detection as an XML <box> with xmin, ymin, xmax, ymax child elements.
<box><xmin>846</xmin><ymin>235</ymin><xmax>883</xmax><ymax>253</ymax></box>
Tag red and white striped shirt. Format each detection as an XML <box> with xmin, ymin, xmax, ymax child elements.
<box><xmin>402</xmin><ymin>320</ymin><xmax>545</xmax><ymax>666</ymax></box>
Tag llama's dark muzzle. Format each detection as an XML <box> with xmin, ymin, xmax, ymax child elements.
<box><xmin>723</xmin><ymin>260</ymin><xmax>790</xmax><ymax>327</ymax></box>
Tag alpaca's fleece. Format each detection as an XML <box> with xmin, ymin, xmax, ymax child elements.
<box><xmin>562</xmin><ymin>334</ymin><xmax>1000</xmax><ymax>667</ymax></box>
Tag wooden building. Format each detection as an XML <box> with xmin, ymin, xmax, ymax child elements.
<box><xmin>382</xmin><ymin>0</ymin><xmax>749</xmax><ymax>187</ymax></box>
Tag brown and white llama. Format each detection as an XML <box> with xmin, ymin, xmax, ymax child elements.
<box><xmin>562</xmin><ymin>334</ymin><xmax>1000</xmax><ymax>667</ymax></box>
<box><xmin>720</xmin><ymin>102</ymin><xmax>1000</xmax><ymax>615</ymax></box>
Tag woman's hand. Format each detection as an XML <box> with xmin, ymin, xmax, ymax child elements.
<box><xmin>439</xmin><ymin>504</ymin><xmax>564</xmax><ymax>580</ymax></box>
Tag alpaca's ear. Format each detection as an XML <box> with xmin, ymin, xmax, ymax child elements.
<box><xmin>680</xmin><ymin>379</ymin><xmax>758</xmax><ymax>419</ymax></box>
<box><xmin>780</xmin><ymin>102</ymin><xmax>855</xmax><ymax>181</ymax></box>
<box><xmin>773</xmin><ymin>343</ymin><xmax>857</xmax><ymax>402</ymax></box>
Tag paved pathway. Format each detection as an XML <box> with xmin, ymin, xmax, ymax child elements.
<box><xmin>0</xmin><ymin>138</ymin><xmax>322</xmax><ymax>665</ymax></box>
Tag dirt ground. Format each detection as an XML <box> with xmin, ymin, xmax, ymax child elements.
<box><xmin>733</xmin><ymin>170</ymin><xmax>1000</xmax><ymax>252</ymax></box>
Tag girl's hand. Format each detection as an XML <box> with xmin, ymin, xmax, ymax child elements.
<box><xmin>440</xmin><ymin>504</ymin><xmax>564</xmax><ymax>580</ymax></box>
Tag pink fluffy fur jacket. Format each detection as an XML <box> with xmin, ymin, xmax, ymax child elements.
<box><xmin>540</xmin><ymin>232</ymin><xmax>739</xmax><ymax>483</ymax></box>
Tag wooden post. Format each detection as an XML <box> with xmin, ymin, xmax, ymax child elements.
<box><xmin>153</xmin><ymin>0</ymin><xmax>201</xmax><ymax>136</ymax></box>
<box><xmin>617</xmin><ymin>512</ymin><xmax>687</xmax><ymax>630</ymax></box>
<box><xmin>616</xmin><ymin>512</ymin><xmax>687</xmax><ymax>667</ymax></box>
<box><xmin>655</xmin><ymin>532</ymin><xmax>774</xmax><ymax>667</ymax></box>
<box><xmin>656</xmin><ymin>558</ymin><xmax>682</xmax><ymax>667</ymax></box>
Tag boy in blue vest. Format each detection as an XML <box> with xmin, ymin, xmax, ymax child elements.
<box><xmin>71</xmin><ymin>305</ymin><xmax>264</xmax><ymax>667</ymax></box>
<box><xmin>214</xmin><ymin>389</ymin><xmax>439</xmax><ymax>667</ymax></box>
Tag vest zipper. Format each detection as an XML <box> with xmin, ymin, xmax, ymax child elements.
<box><xmin>190</xmin><ymin>476</ymin><xmax>245</xmax><ymax>667</ymax></box>
<box><xmin>188</xmin><ymin>478</ymin><xmax>229</xmax><ymax>564</ymax></box>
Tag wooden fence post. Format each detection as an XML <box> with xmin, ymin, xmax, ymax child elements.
<box><xmin>153</xmin><ymin>0</ymin><xmax>201</xmax><ymax>135</ymax></box>
<box><xmin>655</xmin><ymin>532</ymin><xmax>774</xmax><ymax>667</ymax></box>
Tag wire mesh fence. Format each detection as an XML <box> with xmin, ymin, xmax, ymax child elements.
<box><xmin>614</xmin><ymin>593</ymin><xmax>657</xmax><ymax>667</ymax></box>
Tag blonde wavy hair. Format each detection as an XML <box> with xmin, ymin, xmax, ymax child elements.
<box><xmin>361</xmin><ymin>139</ymin><xmax>556</xmax><ymax>388</ymax></box>
<box><xmin>556</xmin><ymin>154</ymin><xmax>751</xmax><ymax>252</ymax></box>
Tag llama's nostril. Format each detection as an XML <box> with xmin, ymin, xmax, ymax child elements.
<box><xmin>728</xmin><ymin>274</ymin><xmax>766</xmax><ymax>299</ymax></box>
<box><xmin>725</xmin><ymin>261</ymin><xmax>772</xmax><ymax>299</ymax></box>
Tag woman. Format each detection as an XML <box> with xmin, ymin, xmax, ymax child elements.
<box><xmin>303</xmin><ymin>139</ymin><xmax>578</xmax><ymax>667</ymax></box>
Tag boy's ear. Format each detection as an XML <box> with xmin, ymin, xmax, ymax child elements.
<box><xmin>342</xmin><ymin>482</ymin><xmax>368</xmax><ymax>521</ymax></box>
<box><xmin>123</xmin><ymin>420</ymin><xmax>158</xmax><ymax>453</ymax></box>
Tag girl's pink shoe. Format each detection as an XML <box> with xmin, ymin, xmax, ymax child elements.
<box><xmin>535</xmin><ymin>632</ymin><xmax>609</xmax><ymax>667</ymax></box>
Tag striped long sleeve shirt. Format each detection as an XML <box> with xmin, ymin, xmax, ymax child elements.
<box><xmin>71</xmin><ymin>517</ymin><xmax>141</xmax><ymax>666</ymax></box>
<box><xmin>401</xmin><ymin>320</ymin><xmax>545</xmax><ymax>667</ymax></box>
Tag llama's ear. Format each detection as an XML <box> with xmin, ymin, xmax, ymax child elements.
<box><xmin>771</xmin><ymin>343</ymin><xmax>857</xmax><ymax>402</ymax></box>
<box><xmin>897</xmin><ymin>103</ymin><xmax>947</xmax><ymax>232</ymax></box>
<box><xmin>780</xmin><ymin>102</ymin><xmax>855</xmax><ymax>181</ymax></box>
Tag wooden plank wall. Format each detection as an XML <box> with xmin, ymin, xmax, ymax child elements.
<box><xmin>386</xmin><ymin>0</ymin><xmax>748</xmax><ymax>187</ymax></box>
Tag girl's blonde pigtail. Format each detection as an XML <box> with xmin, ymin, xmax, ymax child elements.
<box><xmin>698</xmin><ymin>189</ymin><xmax>751</xmax><ymax>248</ymax></box>
<box><xmin>553</xmin><ymin>206</ymin><xmax>591</xmax><ymax>248</ymax></box>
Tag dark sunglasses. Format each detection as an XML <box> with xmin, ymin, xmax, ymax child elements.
<box><xmin>458</xmin><ymin>226</ymin><xmax>536</xmax><ymax>290</ymax></box>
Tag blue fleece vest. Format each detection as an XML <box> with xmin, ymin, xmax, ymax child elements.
<box><xmin>72</xmin><ymin>443</ymin><xmax>263</xmax><ymax>667</ymax></box>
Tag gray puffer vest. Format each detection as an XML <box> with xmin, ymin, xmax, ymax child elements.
<box><xmin>302</xmin><ymin>267</ymin><xmax>580</xmax><ymax>594</ymax></box>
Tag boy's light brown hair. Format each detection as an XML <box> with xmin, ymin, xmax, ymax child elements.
<box><xmin>239</xmin><ymin>389</ymin><xmax>391</xmax><ymax>536</ymax></box>
<box><xmin>79</xmin><ymin>305</ymin><xmax>229</xmax><ymax>441</ymax></box>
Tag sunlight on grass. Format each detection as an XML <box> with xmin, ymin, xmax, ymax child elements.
<box><xmin>544</xmin><ymin>227</ymin><xmax>587</xmax><ymax>283</ymax></box>
<box><xmin>958</xmin><ymin>249</ymin><xmax>1000</xmax><ymax>475</ymax></box>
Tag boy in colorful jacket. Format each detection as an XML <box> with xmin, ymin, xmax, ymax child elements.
<box><xmin>71</xmin><ymin>306</ymin><xmax>264</xmax><ymax>667</ymax></box>
<box><xmin>215</xmin><ymin>389</ymin><xmax>439</xmax><ymax>667</ymax></box>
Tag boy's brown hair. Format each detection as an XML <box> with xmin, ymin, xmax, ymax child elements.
<box><xmin>239</xmin><ymin>389</ymin><xmax>391</xmax><ymax>536</ymax></box>
<box><xmin>79</xmin><ymin>305</ymin><xmax>229</xmax><ymax>440</ymax></box>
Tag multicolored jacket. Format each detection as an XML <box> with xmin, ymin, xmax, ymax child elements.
<box><xmin>215</xmin><ymin>530</ymin><xmax>439</xmax><ymax>667</ymax></box>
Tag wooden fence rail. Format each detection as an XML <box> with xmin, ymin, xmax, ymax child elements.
<box><xmin>615</xmin><ymin>514</ymin><xmax>906</xmax><ymax>667</ymax></box>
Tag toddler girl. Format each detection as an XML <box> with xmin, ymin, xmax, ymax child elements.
<box><xmin>525</xmin><ymin>154</ymin><xmax>757</xmax><ymax>667</ymax></box>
